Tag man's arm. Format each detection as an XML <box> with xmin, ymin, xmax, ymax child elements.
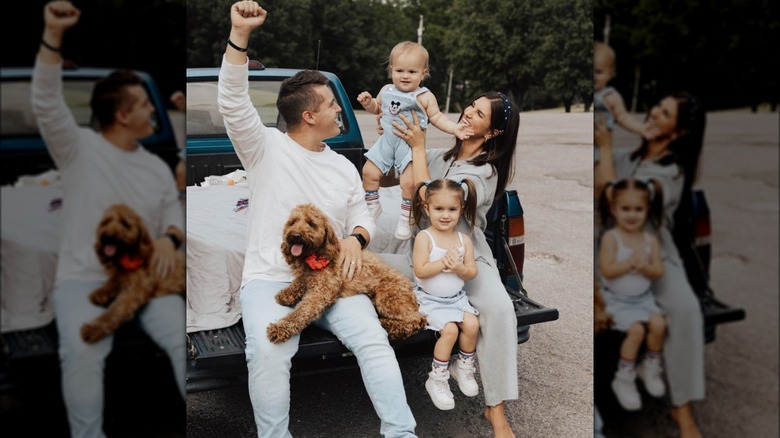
<box><xmin>218</xmin><ymin>1</ymin><xmax>269</xmax><ymax>168</ymax></box>
<box><xmin>38</xmin><ymin>1</ymin><xmax>80</xmax><ymax>66</ymax></box>
<box><xmin>31</xmin><ymin>1</ymin><xmax>83</xmax><ymax>168</ymax></box>
<box><xmin>225</xmin><ymin>1</ymin><xmax>267</xmax><ymax>66</ymax></box>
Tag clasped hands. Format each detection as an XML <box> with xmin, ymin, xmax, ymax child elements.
<box><xmin>441</xmin><ymin>247</ymin><xmax>465</xmax><ymax>274</ymax></box>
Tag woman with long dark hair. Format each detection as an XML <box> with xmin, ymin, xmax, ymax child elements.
<box><xmin>394</xmin><ymin>90</ymin><xmax>521</xmax><ymax>437</ymax></box>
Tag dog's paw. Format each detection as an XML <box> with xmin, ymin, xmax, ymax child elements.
<box><xmin>275</xmin><ymin>290</ymin><xmax>298</xmax><ymax>307</ymax></box>
<box><xmin>418</xmin><ymin>314</ymin><xmax>428</xmax><ymax>330</ymax></box>
<box><xmin>381</xmin><ymin>316</ymin><xmax>426</xmax><ymax>341</ymax></box>
<box><xmin>80</xmin><ymin>323</ymin><xmax>107</xmax><ymax>344</ymax></box>
<box><xmin>266</xmin><ymin>322</ymin><xmax>295</xmax><ymax>344</ymax></box>
<box><xmin>89</xmin><ymin>289</ymin><xmax>112</xmax><ymax>306</ymax></box>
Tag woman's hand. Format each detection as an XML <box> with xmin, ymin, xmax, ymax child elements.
<box><xmin>594</xmin><ymin>111</ymin><xmax>613</xmax><ymax>152</ymax></box>
<box><xmin>392</xmin><ymin>111</ymin><xmax>425</xmax><ymax>151</ymax></box>
<box><xmin>594</xmin><ymin>111</ymin><xmax>618</xmax><ymax>197</ymax></box>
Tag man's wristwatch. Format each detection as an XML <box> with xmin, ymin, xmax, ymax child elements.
<box><xmin>350</xmin><ymin>232</ymin><xmax>367</xmax><ymax>250</ymax></box>
<box><xmin>165</xmin><ymin>232</ymin><xmax>182</xmax><ymax>249</ymax></box>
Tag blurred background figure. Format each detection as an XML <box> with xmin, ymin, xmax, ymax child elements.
<box><xmin>1</xmin><ymin>1</ymin><xmax>186</xmax><ymax>437</ymax></box>
<box><xmin>594</xmin><ymin>2</ymin><xmax>778</xmax><ymax>437</ymax></box>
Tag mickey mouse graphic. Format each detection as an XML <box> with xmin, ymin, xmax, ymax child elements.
<box><xmin>389</xmin><ymin>100</ymin><xmax>402</xmax><ymax>116</ymax></box>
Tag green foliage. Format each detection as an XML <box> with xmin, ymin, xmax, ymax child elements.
<box><xmin>186</xmin><ymin>0</ymin><xmax>592</xmax><ymax>112</ymax></box>
<box><xmin>595</xmin><ymin>0</ymin><xmax>779</xmax><ymax>110</ymax></box>
<box><xmin>533</xmin><ymin>0</ymin><xmax>593</xmax><ymax>112</ymax></box>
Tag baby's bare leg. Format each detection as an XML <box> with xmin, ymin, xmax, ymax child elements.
<box><xmin>362</xmin><ymin>160</ymin><xmax>382</xmax><ymax>192</ymax></box>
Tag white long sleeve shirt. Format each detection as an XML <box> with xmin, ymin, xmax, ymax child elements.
<box><xmin>217</xmin><ymin>57</ymin><xmax>374</xmax><ymax>285</ymax></box>
<box><xmin>31</xmin><ymin>60</ymin><xmax>183</xmax><ymax>284</ymax></box>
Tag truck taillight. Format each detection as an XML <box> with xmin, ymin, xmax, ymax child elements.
<box><xmin>504</xmin><ymin>190</ymin><xmax>525</xmax><ymax>280</ymax></box>
<box><xmin>694</xmin><ymin>217</ymin><xmax>711</xmax><ymax>246</ymax></box>
<box><xmin>692</xmin><ymin>189</ymin><xmax>711</xmax><ymax>247</ymax></box>
<box><xmin>508</xmin><ymin>216</ymin><xmax>525</xmax><ymax>246</ymax></box>
<box><xmin>508</xmin><ymin>216</ymin><xmax>525</xmax><ymax>277</ymax></box>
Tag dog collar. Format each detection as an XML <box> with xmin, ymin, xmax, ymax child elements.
<box><xmin>305</xmin><ymin>254</ymin><xmax>330</xmax><ymax>270</ymax></box>
<box><xmin>119</xmin><ymin>254</ymin><xmax>144</xmax><ymax>271</ymax></box>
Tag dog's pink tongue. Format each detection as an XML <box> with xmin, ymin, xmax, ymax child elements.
<box><xmin>291</xmin><ymin>244</ymin><xmax>303</xmax><ymax>257</ymax></box>
<box><xmin>104</xmin><ymin>244</ymin><xmax>116</xmax><ymax>257</ymax></box>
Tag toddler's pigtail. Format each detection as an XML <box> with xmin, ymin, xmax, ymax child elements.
<box><xmin>645</xmin><ymin>178</ymin><xmax>665</xmax><ymax>230</ymax></box>
<box><xmin>460</xmin><ymin>179</ymin><xmax>478</xmax><ymax>236</ymax></box>
<box><xmin>598</xmin><ymin>180</ymin><xmax>617</xmax><ymax>229</ymax></box>
<box><xmin>411</xmin><ymin>180</ymin><xmax>430</xmax><ymax>229</ymax></box>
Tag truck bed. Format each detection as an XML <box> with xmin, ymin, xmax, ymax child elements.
<box><xmin>186</xmin><ymin>282</ymin><xmax>558</xmax><ymax>393</ymax></box>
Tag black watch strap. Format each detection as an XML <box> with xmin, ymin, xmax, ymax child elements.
<box><xmin>350</xmin><ymin>232</ymin><xmax>367</xmax><ymax>250</ymax></box>
<box><xmin>165</xmin><ymin>232</ymin><xmax>182</xmax><ymax>249</ymax></box>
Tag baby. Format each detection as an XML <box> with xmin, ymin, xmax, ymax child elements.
<box><xmin>357</xmin><ymin>41</ymin><xmax>471</xmax><ymax>240</ymax></box>
<box><xmin>594</xmin><ymin>41</ymin><xmax>657</xmax><ymax>162</ymax></box>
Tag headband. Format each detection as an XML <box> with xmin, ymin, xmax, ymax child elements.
<box><xmin>687</xmin><ymin>94</ymin><xmax>699</xmax><ymax>126</ymax></box>
<box><xmin>498</xmin><ymin>92</ymin><xmax>512</xmax><ymax>133</ymax></box>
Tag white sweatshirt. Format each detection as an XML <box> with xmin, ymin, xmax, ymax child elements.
<box><xmin>31</xmin><ymin>60</ymin><xmax>183</xmax><ymax>284</ymax></box>
<box><xmin>217</xmin><ymin>57</ymin><xmax>374</xmax><ymax>285</ymax></box>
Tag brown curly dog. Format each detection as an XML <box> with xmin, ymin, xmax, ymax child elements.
<box><xmin>80</xmin><ymin>204</ymin><xmax>185</xmax><ymax>343</ymax></box>
<box><xmin>266</xmin><ymin>203</ymin><xmax>427</xmax><ymax>344</ymax></box>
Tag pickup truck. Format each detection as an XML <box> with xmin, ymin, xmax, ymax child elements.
<box><xmin>184</xmin><ymin>63</ymin><xmax>560</xmax><ymax>392</ymax></box>
<box><xmin>0</xmin><ymin>64</ymin><xmax>180</xmax><ymax>186</ymax></box>
<box><xmin>0</xmin><ymin>65</ymin><xmax>184</xmax><ymax>435</ymax></box>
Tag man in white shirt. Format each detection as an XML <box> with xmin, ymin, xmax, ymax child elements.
<box><xmin>218</xmin><ymin>2</ymin><xmax>417</xmax><ymax>436</ymax></box>
<box><xmin>32</xmin><ymin>3</ymin><xmax>185</xmax><ymax>437</ymax></box>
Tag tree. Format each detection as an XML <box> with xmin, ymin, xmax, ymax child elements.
<box><xmin>440</xmin><ymin>0</ymin><xmax>536</xmax><ymax>110</ymax></box>
<box><xmin>533</xmin><ymin>0</ymin><xmax>593</xmax><ymax>112</ymax></box>
<box><xmin>595</xmin><ymin>0</ymin><xmax>779</xmax><ymax>111</ymax></box>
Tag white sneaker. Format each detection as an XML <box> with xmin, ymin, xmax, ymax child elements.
<box><xmin>367</xmin><ymin>200</ymin><xmax>382</xmax><ymax>222</ymax></box>
<box><xmin>611</xmin><ymin>367</ymin><xmax>642</xmax><ymax>411</ymax></box>
<box><xmin>394</xmin><ymin>210</ymin><xmax>412</xmax><ymax>240</ymax></box>
<box><xmin>637</xmin><ymin>356</ymin><xmax>666</xmax><ymax>398</ymax></box>
<box><xmin>425</xmin><ymin>367</ymin><xmax>455</xmax><ymax>410</ymax></box>
<box><xmin>450</xmin><ymin>355</ymin><xmax>479</xmax><ymax>397</ymax></box>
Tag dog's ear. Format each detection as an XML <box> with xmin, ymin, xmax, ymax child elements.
<box><xmin>321</xmin><ymin>220</ymin><xmax>342</xmax><ymax>262</ymax></box>
<box><xmin>94</xmin><ymin>211</ymin><xmax>111</xmax><ymax>264</ymax></box>
<box><xmin>136</xmin><ymin>217</ymin><xmax>155</xmax><ymax>261</ymax></box>
<box><xmin>281</xmin><ymin>238</ymin><xmax>295</xmax><ymax>266</ymax></box>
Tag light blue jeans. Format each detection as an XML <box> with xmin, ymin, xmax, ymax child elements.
<box><xmin>53</xmin><ymin>279</ymin><xmax>185</xmax><ymax>438</ymax></box>
<box><xmin>241</xmin><ymin>278</ymin><xmax>417</xmax><ymax>438</ymax></box>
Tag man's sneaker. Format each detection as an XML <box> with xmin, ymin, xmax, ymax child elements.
<box><xmin>367</xmin><ymin>200</ymin><xmax>382</xmax><ymax>222</ymax></box>
<box><xmin>637</xmin><ymin>356</ymin><xmax>666</xmax><ymax>398</ymax></box>
<box><xmin>450</xmin><ymin>355</ymin><xmax>479</xmax><ymax>397</ymax></box>
<box><xmin>394</xmin><ymin>211</ymin><xmax>412</xmax><ymax>240</ymax></box>
<box><xmin>425</xmin><ymin>367</ymin><xmax>455</xmax><ymax>410</ymax></box>
<box><xmin>611</xmin><ymin>367</ymin><xmax>641</xmax><ymax>411</ymax></box>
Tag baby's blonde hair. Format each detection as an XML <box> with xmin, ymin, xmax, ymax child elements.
<box><xmin>386</xmin><ymin>41</ymin><xmax>430</xmax><ymax>80</ymax></box>
<box><xmin>594</xmin><ymin>41</ymin><xmax>616</xmax><ymax>71</ymax></box>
